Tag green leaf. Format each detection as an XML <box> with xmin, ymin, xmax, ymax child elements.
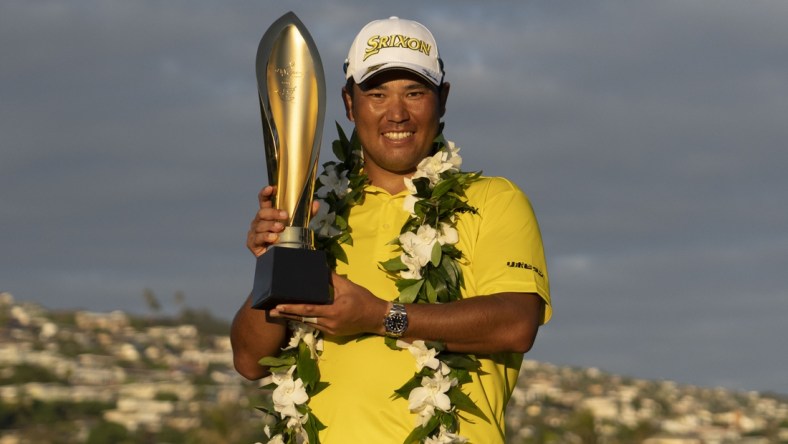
<box><xmin>392</xmin><ymin>375</ymin><xmax>422</xmax><ymax>400</ymax></box>
<box><xmin>398</xmin><ymin>280</ymin><xmax>424</xmax><ymax>304</ymax></box>
<box><xmin>448</xmin><ymin>387</ymin><xmax>490</xmax><ymax>423</ymax></box>
<box><xmin>330</xmin><ymin>242</ymin><xmax>348</xmax><ymax>264</ymax></box>
<box><xmin>417</xmin><ymin>279</ymin><xmax>438</xmax><ymax>304</ymax></box>
<box><xmin>333</xmin><ymin>122</ymin><xmax>349</xmax><ymax>161</ymax></box>
<box><xmin>258</xmin><ymin>355</ymin><xmax>295</xmax><ymax>368</ymax></box>
<box><xmin>452</xmin><ymin>368</ymin><xmax>474</xmax><ymax>386</ymax></box>
<box><xmin>441</xmin><ymin>259</ymin><xmax>459</xmax><ymax>289</ymax></box>
<box><xmin>424</xmin><ymin>340</ymin><xmax>446</xmax><ymax>352</ymax></box>
<box><xmin>412</xmin><ymin>177</ymin><xmax>432</xmax><ymax>197</ymax></box>
<box><xmin>331</xmin><ymin>140</ymin><xmax>345</xmax><ymax>163</ymax></box>
<box><xmin>439</xmin><ymin>411</ymin><xmax>457</xmax><ymax>430</ymax></box>
<box><xmin>395</xmin><ymin>278</ymin><xmax>421</xmax><ymax>291</ymax></box>
<box><xmin>439</xmin><ymin>353</ymin><xmax>482</xmax><ymax>371</ymax></box>
<box><xmin>425</xmin><ymin>279</ymin><xmax>437</xmax><ymax>304</ymax></box>
<box><xmin>304</xmin><ymin>410</ymin><xmax>326</xmax><ymax>444</ymax></box>
<box><xmin>384</xmin><ymin>336</ymin><xmax>400</xmax><ymax>350</ymax></box>
<box><xmin>428</xmin><ymin>269</ymin><xmax>449</xmax><ymax>302</ymax></box>
<box><xmin>297</xmin><ymin>342</ymin><xmax>319</xmax><ymax>388</ymax></box>
<box><xmin>430</xmin><ymin>241</ymin><xmax>442</xmax><ymax>267</ymax></box>
<box><xmin>337</xmin><ymin>232</ymin><xmax>352</xmax><ymax>245</ymax></box>
<box><xmin>403</xmin><ymin>415</ymin><xmax>440</xmax><ymax>444</ymax></box>
<box><xmin>334</xmin><ymin>214</ymin><xmax>348</xmax><ymax>230</ymax></box>
<box><xmin>311</xmin><ymin>381</ymin><xmax>330</xmax><ymax>397</ymax></box>
<box><xmin>432</xmin><ymin>175</ymin><xmax>456</xmax><ymax>199</ymax></box>
<box><xmin>380</xmin><ymin>256</ymin><xmax>407</xmax><ymax>272</ymax></box>
<box><xmin>255</xmin><ymin>401</ymin><xmax>276</xmax><ymax>417</ymax></box>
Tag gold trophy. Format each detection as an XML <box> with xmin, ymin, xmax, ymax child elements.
<box><xmin>251</xmin><ymin>12</ymin><xmax>331</xmax><ymax>310</ymax></box>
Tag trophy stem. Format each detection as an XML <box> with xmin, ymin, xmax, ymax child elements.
<box><xmin>276</xmin><ymin>226</ymin><xmax>315</xmax><ymax>249</ymax></box>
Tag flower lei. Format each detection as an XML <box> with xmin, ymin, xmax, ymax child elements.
<box><xmin>257</xmin><ymin>123</ymin><xmax>486</xmax><ymax>444</ymax></box>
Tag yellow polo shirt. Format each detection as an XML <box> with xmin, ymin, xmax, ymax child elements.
<box><xmin>310</xmin><ymin>176</ymin><xmax>551</xmax><ymax>443</ymax></box>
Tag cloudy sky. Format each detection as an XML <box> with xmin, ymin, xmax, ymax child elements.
<box><xmin>3</xmin><ymin>0</ymin><xmax>787</xmax><ymax>394</ymax></box>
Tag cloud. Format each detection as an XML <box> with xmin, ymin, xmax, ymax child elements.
<box><xmin>2</xmin><ymin>0</ymin><xmax>787</xmax><ymax>394</ymax></box>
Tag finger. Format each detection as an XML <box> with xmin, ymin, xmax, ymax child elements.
<box><xmin>268</xmin><ymin>310</ymin><xmax>304</xmax><ymax>323</ymax></box>
<box><xmin>246</xmin><ymin>233</ymin><xmax>270</xmax><ymax>257</ymax></box>
<box><xmin>250</xmin><ymin>212</ymin><xmax>286</xmax><ymax>233</ymax></box>
<box><xmin>247</xmin><ymin>230</ymin><xmax>279</xmax><ymax>247</ymax></box>
<box><xmin>258</xmin><ymin>185</ymin><xmax>277</xmax><ymax>209</ymax></box>
<box><xmin>272</xmin><ymin>304</ymin><xmax>322</xmax><ymax>317</ymax></box>
<box><xmin>311</xmin><ymin>200</ymin><xmax>320</xmax><ymax>218</ymax></box>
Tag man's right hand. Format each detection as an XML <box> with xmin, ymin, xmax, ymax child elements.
<box><xmin>246</xmin><ymin>185</ymin><xmax>322</xmax><ymax>257</ymax></box>
<box><xmin>247</xmin><ymin>185</ymin><xmax>288</xmax><ymax>257</ymax></box>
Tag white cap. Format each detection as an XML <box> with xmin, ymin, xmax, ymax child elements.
<box><xmin>344</xmin><ymin>17</ymin><xmax>444</xmax><ymax>86</ymax></box>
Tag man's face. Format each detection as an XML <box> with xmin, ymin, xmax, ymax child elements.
<box><xmin>343</xmin><ymin>70</ymin><xmax>449</xmax><ymax>183</ymax></box>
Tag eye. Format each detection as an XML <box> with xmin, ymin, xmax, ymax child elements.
<box><xmin>366</xmin><ymin>91</ymin><xmax>385</xmax><ymax>99</ymax></box>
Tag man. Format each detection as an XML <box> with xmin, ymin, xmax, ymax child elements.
<box><xmin>232</xmin><ymin>17</ymin><xmax>551</xmax><ymax>443</ymax></box>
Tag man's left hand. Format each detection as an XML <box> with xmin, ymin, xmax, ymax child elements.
<box><xmin>269</xmin><ymin>273</ymin><xmax>388</xmax><ymax>337</ymax></box>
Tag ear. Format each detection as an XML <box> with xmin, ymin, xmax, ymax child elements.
<box><xmin>342</xmin><ymin>86</ymin><xmax>355</xmax><ymax>122</ymax></box>
<box><xmin>438</xmin><ymin>82</ymin><xmax>450</xmax><ymax>117</ymax></box>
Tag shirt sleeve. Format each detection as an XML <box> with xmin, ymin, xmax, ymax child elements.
<box><xmin>465</xmin><ymin>177</ymin><xmax>552</xmax><ymax>324</ymax></box>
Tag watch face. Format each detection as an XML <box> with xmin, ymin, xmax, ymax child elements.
<box><xmin>385</xmin><ymin>313</ymin><xmax>407</xmax><ymax>334</ymax></box>
<box><xmin>385</xmin><ymin>305</ymin><xmax>408</xmax><ymax>337</ymax></box>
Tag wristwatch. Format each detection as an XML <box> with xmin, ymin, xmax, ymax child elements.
<box><xmin>383</xmin><ymin>303</ymin><xmax>408</xmax><ymax>338</ymax></box>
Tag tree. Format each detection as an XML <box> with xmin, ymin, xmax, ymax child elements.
<box><xmin>174</xmin><ymin>290</ymin><xmax>186</xmax><ymax>310</ymax></box>
<box><xmin>142</xmin><ymin>288</ymin><xmax>161</xmax><ymax>316</ymax></box>
<box><xmin>565</xmin><ymin>409</ymin><xmax>597</xmax><ymax>444</ymax></box>
<box><xmin>86</xmin><ymin>420</ymin><xmax>129</xmax><ymax>444</ymax></box>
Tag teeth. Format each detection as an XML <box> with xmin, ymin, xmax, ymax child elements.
<box><xmin>384</xmin><ymin>131</ymin><xmax>412</xmax><ymax>140</ymax></box>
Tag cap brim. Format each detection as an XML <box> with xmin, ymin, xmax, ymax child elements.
<box><xmin>354</xmin><ymin>62</ymin><xmax>441</xmax><ymax>87</ymax></box>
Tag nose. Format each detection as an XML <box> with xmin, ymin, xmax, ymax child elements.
<box><xmin>386</xmin><ymin>96</ymin><xmax>410</xmax><ymax>123</ymax></box>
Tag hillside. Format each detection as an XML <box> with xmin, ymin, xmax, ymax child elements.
<box><xmin>1</xmin><ymin>292</ymin><xmax>786</xmax><ymax>443</ymax></box>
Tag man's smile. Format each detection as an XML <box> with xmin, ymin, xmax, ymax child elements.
<box><xmin>383</xmin><ymin>131</ymin><xmax>414</xmax><ymax>140</ymax></box>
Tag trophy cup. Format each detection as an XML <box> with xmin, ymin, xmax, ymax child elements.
<box><xmin>250</xmin><ymin>12</ymin><xmax>331</xmax><ymax>310</ymax></box>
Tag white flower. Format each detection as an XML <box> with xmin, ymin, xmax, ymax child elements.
<box><xmin>273</xmin><ymin>378</ymin><xmax>308</xmax><ymax>419</ymax></box>
<box><xmin>407</xmin><ymin>371</ymin><xmax>457</xmax><ymax>424</ymax></box>
<box><xmin>262</xmin><ymin>426</ymin><xmax>287</xmax><ymax>444</ymax></box>
<box><xmin>260</xmin><ymin>364</ymin><xmax>293</xmax><ymax>387</ymax></box>
<box><xmin>443</xmin><ymin>141</ymin><xmax>463</xmax><ymax>171</ymax></box>
<box><xmin>268</xmin><ymin>365</ymin><xmax>309</xmax><ymax>420</ymax></box>
<box><xmin>415</xmin><ymin>153</ymin><xmax>451</xmax><ymax>185</ymax></box>
<box><xmin>400</xmin><ymin>225</ymin><xmax>438</xmax><ymax>265</ymax></box>
<box><xmin>399</xmin><ymin>225</ymin><xmax>446</xmax><ymax>279</ymax></box>
<box><xmin>437</xmin><ymin>223</ymin><xmax>458</xmax><ymax>246</ymax></box>
<box><xmin>316</xmin><ymin>164</ymin><xmax>350</xmax><ymax>199</ymax></box>
<box><xmin>414</xmin><ymin>403</ymin><xmax>436</xmax><ymax>427</ymax></box>
<box><xmin>400</xmin><ymin>253</ymin><xmax>424</xmax><ymax>280</ymax></box>
<box><xmin>294</xmin><ymin>422</ymin><xmax>310</xmax><ymax>444</ymax></box>
<box><xmin>404</xmin><ymin>176</ymin><xmax>418</xmax><ymax>194</ymax></box>
<box><xmin>412</xmin><ymin>141</ymin><xmax>463</xmax><ymax>186</ymax></box>
<box><xmin>398</xmin><ymin>340</ymin><xmax>440</xmax><ymax>372</ymax></box>
<box><xmin>309</xmin><ymin>201</ymin><xmax>341</xmax><ymax>238</ymax></box>
<box><xmin>285</xmin><ymin>321</ymin><xmax>324</xmax><ymax>359</ymax></box>
<box><xmin>287</xmin><ymin>415</ymin><xmax>306</xmax><ymax>429</ymax></box>
<box><xmin>413</xmin><ymin>156</ymin><xmax>449</xmax><ymax>186</ymax></box>
<box><xmin>402</xmin><ymin>177</ymin><xmax>420</xmax><ymax>215</ymax></box>
<box><xmin>424</xmin><ymin>425</ymin><xmax>469</xmax><ymax>444</ymax></box>
<box><xmin>401</xmin><ymin>142</ymin><xmax>463</xmax><ymax>215</ymax></box>
<box><xmin>403</xmin><ymin>194</ymin><xmax>419</xmax><ymax>215</ymax></box>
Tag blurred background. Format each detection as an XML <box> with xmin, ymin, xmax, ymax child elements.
<box><xmin>2</xmin><ymin>0</ymin><xmax>787</xmax><ymax>396</ymax></box>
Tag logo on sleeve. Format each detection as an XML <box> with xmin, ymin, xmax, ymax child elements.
<box><xmin>506</xmin><ymin>261</ymin><xmax>544</xmax><ymax>278</ymax></box>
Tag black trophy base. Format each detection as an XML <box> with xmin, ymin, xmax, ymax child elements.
<box><xmin>251</xmin><ymin>247</ymin><xmax>332</xmax><ymax>310</ymax></box>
